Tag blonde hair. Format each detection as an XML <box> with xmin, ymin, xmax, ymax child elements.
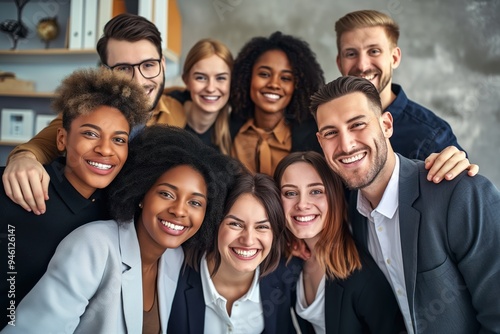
<box><xmin>182</xmin><ymin>38</ymin><xmax>233</xmax><ymax>155</ymax></box>
<box><xmin>335</xmin><ymin>10</ymin><xmax>400</xmax><ymax>52</ymax></box>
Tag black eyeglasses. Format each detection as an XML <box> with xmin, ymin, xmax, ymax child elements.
<box><xmin>105</xmin><ymin>59</ymin><xmax>162</xmax><ymax>80</ymax></box>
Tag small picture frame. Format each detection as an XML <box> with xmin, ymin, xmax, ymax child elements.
<box><xmin>35</xmin><ymin>114</ymin><xmax>57</xmax><ymax>135</ymax></box>
<box><xmin>1</xmin><ymin>109</ymin><xmax>35</xmax><ymax>142</ymax></box>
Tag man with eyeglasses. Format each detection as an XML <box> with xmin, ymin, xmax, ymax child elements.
<box><xmin>2</xmin><ymin>14</ymin><xmax>186</xmax><ymax>215</ymax></box>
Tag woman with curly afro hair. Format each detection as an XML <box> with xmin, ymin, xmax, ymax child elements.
<box><xmin>230</xmin><ymin>31</ymin><xmax>325</xmax><ymax>176</ymax></box>
<box><xmin>5</xmin><ymin>125</ymin><xmax>242</xmax><ymax>333</ymax></box>
<box><xmin>0</xmin><ymin>67</ymin><xmax>150</xmax><ymax>330</ymax></box>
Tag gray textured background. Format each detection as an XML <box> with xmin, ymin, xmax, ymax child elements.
<box><xmin>179</xmin><ymin>0</ymin><xmax>500</xmax><ymax>187</ymax></box>
<box><xmin>0</xmin><ymin>0</ymin><xmax>498</xmax><ymax>187</ymax></box>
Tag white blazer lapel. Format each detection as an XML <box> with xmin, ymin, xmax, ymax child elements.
<box><xmin>158</xmin><ymin>247</ymin><xmax>184</xmax><ymax>333</ymax></box>
<box><xmin>119</xmin><ymin>221</ymin><xmax>143</xmax><ymax>333</ymax></box>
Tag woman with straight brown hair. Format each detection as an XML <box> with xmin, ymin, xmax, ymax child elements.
<box><xmin>274</xmin><ymin>151</ymin><xmax>406</xmax><ymax>334</ymax></box>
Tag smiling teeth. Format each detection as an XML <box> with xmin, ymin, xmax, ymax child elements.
<box><xmin>263</xmin><ymin>93</ymin><xmax>280</xmax><ymax>100</ymax></box>
<box><xmin>87</xmin><ymin>161</ymin><xmax>112</xmax><ymax>170</ymax></box>
<box><xmin>203</xmin><ymin>96</ymin><xmax>219</xmax><ymax>101</ymax></box>
<box><xmin>161</xmin><ymin>220</ymin><xmax>185</xmax><ymax>231</ymax></box>
<box><xmin>295</xmin><ymin>215</ymin><xmax>316</xmax><ymax>222</ymax></box>
<box><xmin>341</xmin><ymin>153</ymin><xmax>365</xmax><ymax>164</ymax></box>
<box><xmin>234</xmin><ymin>249</ymin><xmax>257</xmax><ymax>257</ymax></box>
<box><xmin>361</xmin><ymin>74</ymin><xmax>375</xmax><ymax>80</ymax></box>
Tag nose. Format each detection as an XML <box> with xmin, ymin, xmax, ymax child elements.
<box><xmin>295</xmin><ymin>194</ymin><xmax>311</xmax><ymax>211</ymax></box>
<box><xmin>206</xmin><ymin>78</ymin><xmax>216</xmax><ymax>92</ymax></box>
<box><xmin>355</xmin><ymin>53</ymin><xmax>370</xmax><ymax>73</ymax></box>
<box><xmin>132</xmin><ymin>66</ymin><xmax>149</xmax><ymax>85</ymax></box>
<box><xmin>94</xmin><ymin>139</ymin><xmax>114</xmax><ymax>156</ymax></box>
<box><xmin>266</xmin><ymin>74</ymin><xmax>280</xmax><ymax>89</ymax></box>
<box><xmin>339</xmin><ymin>131</ymin><xmax>356</xmax><ymax>154</ymax></box>
<box><xmin>168</xmin><ymin>200</ymin><xmax>187</xmax><ymax>218</ymax></box>
<box><xmin>239</xmin><ymin>228</ymin><xmax>255</xmax><ymax>246</ymax></box>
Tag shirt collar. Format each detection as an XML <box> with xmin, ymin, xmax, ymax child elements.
<box><xmin>200</xmin><ymin>253</ymin><xmax>261</xmax><ymax>305</ymax></box>
<box><xmin>148</xmin><ymin>94</ymin><xmax>168</xmax><ymax>120</ymax></box>
<box><xmin>357</xmin><ymin>153</ymin><xmax>400</xmax><ymax>219</ymax></box>
<box><xmin>47</xmin><ymin>157</ymin><xmax>103</xmax><ymax>214</ymax></box>
<box><xmin>386</xmin><ymin>84</ymin><xmax>407</xmax><ymax>120</ymax></box>
<box><xmin>239</xmin><ymin>117</ymin><xmax>289</xmax><ymax>144</ymax></box>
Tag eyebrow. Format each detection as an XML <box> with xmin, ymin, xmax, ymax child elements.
<box><xmin>318</xmin><ymin>115</ymin><xmax>367</xmax><ymax>133</ymax></box>
<box><xmin>343</xmin><ymin>43</ymin><xmax>381</xmax><ymax>51</ymax></box>
<box><xmin>110</xmin><ymin>58</ymin><xmax>158</xmax><ymax>66</ymax></box>
<box><xmin>224</xmin><ymin>214</ymin><xmax>269</xmax><ymax>225</ymax></box>
<box><xmin>281</xmin><ymin>182</ymin><xmax>324</xmax><ymax>189</ymax></box>
<box><xmin>80</xmin><ymin>123</ymin><xmax>129</xmax><ymax>137</ymax></box>
<box><xmin>193</xmin><ymin>71</ymin><xmax>229</xmax><ymax>76</ymax></box>
<box><xmin>157</xmin><ymin>182</ymin><xmax>207</xmax><ymax>199</ymax></box>
<box><xmin>257</xmin><ymin>65</ymin><xmax>293</xmax><ymax>74</ymax></box>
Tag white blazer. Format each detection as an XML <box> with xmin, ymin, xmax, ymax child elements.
<box><xmin>1</xmin><ymin>220</ymin><xmax>183</xmax><ymax>334</ymax></box>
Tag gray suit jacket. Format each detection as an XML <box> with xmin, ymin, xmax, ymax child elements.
<box><xmin>350</xmin><ymin>154</ymin><xmax>500</xmax><ymax>334</ymax></box>
<box><xmin>1</xmin><ymin>220</ymin><xmax>183</xmax><ymax>334</ymax></box>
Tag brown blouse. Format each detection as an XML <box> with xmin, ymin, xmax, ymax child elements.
<box><xmin>231</xmin><ymin>117</ymin><xmax>292</xmax><ymax>175</ymax></box>
<box><xmin>142</xmin><ymin>291</ymin><xmax>161</xmax><ymax>334</ymax></box>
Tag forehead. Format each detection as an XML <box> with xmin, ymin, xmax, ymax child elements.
<box><xmin>281</xmin><ymin>162</ymin><xmax>321</xmax><ymax>185</ymax></box>
<box><xmin>253</xmin><ymin>49</ymin><xmax>292</xmax><ymax>71</ymax></box>
<box><xmin>190</xmin><ymin>54</ymin><xmax>230</xmax><ymax>74</ymax></box>
<box><xmin>339</xmin><ymin>26</ymin><xmax>391</xmax><ymax>50</ymax></box>
<box><xmin>229</xmin><ymin>193</ymin><xmax>266</xmax><ymax>217</ymax></box>
<box><xmin>106</xmin><ymin>39</ymin><xmax>160</xmax><ymax>65</ymax></box>
<box><xmin>70</xmin><ymin>105</ymin><xmax>128</xmax><ymax>126</ymax></box>
<box><xmin>155</xmin><ymin>165</ymin><xmax>207</xmax><ymax>192</ymax></box>
<box><xmin>316</xmin><ymin>92</ymin><xmax>373</xmax><ymax>127</ymax></box>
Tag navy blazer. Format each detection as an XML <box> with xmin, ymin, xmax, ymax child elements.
<box><xmin>349</xmin><ymin>154</ymin><xmax>500</xmax><ymax>333</ymax></box>
<box><xmin>168</xmin><ymin>258</ymin><xmax>302</xmax><ymax>334</ymax></box>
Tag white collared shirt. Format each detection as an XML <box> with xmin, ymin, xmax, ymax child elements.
<box><xmin>356</xmin><ymin>154</ymin><xmax>414</xmax><ymax>334</ymax></box>
<box><xmin>295</xmin><ymin>271</ymin><xmax>326</xmax><ymax>334</ymax></box>
<box><xmin>200</xmin><ymin>254</ymin><xmax>264</xmax><ymax>334</ymax></box>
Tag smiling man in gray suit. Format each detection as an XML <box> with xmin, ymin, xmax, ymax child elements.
<box><xmin>310</xmin><ymin>76</ymin><xmax>500</xmax><ymax>334</ymax></box>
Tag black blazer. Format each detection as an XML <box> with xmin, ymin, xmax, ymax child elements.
<box><xmin>167</xmin><ymin>258</ymin><xmax>302</xmax><ymax>334</ymax></box>
<box><xmin>322</xmin><ymin>249</ymin><xmax>406</xmax><ymax>333</ymax></box>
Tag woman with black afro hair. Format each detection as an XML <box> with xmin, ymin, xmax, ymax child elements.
<box><xmin>230</xmin><ymin>31</ymin><xmax>325</xmax><ymax>176</ymax></box>
<box><xmin>5</xmin><ymin>125</ymin><xmax>242</xmax><ymax>334</ymax></box>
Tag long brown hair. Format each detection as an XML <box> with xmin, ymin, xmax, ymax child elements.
<box><xmin>274</xmin><ymin>151</ymin><xmax>361</xmax><ymax>279</ymax></box>
<box><xmin>182</xmin><ymin>38</ymin><xmax>233</xmax><ymax>155</ymax></box>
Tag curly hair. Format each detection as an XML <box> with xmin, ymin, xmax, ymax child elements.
<box><xmin>96</xmin><ymin>13</ymin><xmax>162</xmax><ymax>66</ymax></box>
<box><xmin>205</xmin><ymin>172</ymin><xmax>285</xmax><ymax>278</ymax></box>
<box><xmin>52</xmin><ymin>68</ymin><xmax>150</xmax><ymax>131</ymax></box>
<box><xmin>230</xmin><ymin>31</ymin><xmax>325</xmax><ymax>124</ymax></box>
<box><xmin>107</xmin><ymin>125</ymin><xmax>243</xmax><ymax>267</ymax></box>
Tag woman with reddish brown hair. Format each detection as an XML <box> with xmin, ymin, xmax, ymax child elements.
<box><xmin>274</xmin><ymin>151</ymin><xmax>406</xmax><ymax>334</ymax></box>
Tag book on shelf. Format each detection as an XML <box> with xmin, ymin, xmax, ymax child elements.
<box><xmin>82</xmin><ymin>0</ymin><xmax>98</xmax><ymax>49</ymax></box>
<box><xmin>68</xmin><ymin>0</ymin><xmax>84</xmax><ymax>49</ymax></box>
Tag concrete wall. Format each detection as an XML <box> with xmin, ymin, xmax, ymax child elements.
<box><xmin>178</xmin><ymin>0</ymin><xmax>500</xmax><ymax>188</ymax></box>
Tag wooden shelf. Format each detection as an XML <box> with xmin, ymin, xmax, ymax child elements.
<box><xmin>0</xmin><ymin>140</ymin><xmax>23</xmax><ymax>147</ymax></box>
<box><xmin>0</xmin><ymin>49</ymin><xmax>96</xmax><ymax>56</ymax></box>
<box><xmin>0</xmin><ymin>91</ymin><xmax>55</xmax><ymax>98</ymax></box>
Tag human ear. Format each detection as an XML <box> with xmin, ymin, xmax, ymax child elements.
<box><xmin>56</xmin><ymin>127</ymin><xmax>67</xmax><ymax>152</ymax></box>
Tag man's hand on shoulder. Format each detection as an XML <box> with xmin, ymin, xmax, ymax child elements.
<box><xmin>2</xmin><ymin>151</ymin><xmax>50</xmax><ymax>214</ymax></box>
<box><xmin>425</xmin><ymin>146</ymin><xmax>479</xmax><ymax>183</ymax></box>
